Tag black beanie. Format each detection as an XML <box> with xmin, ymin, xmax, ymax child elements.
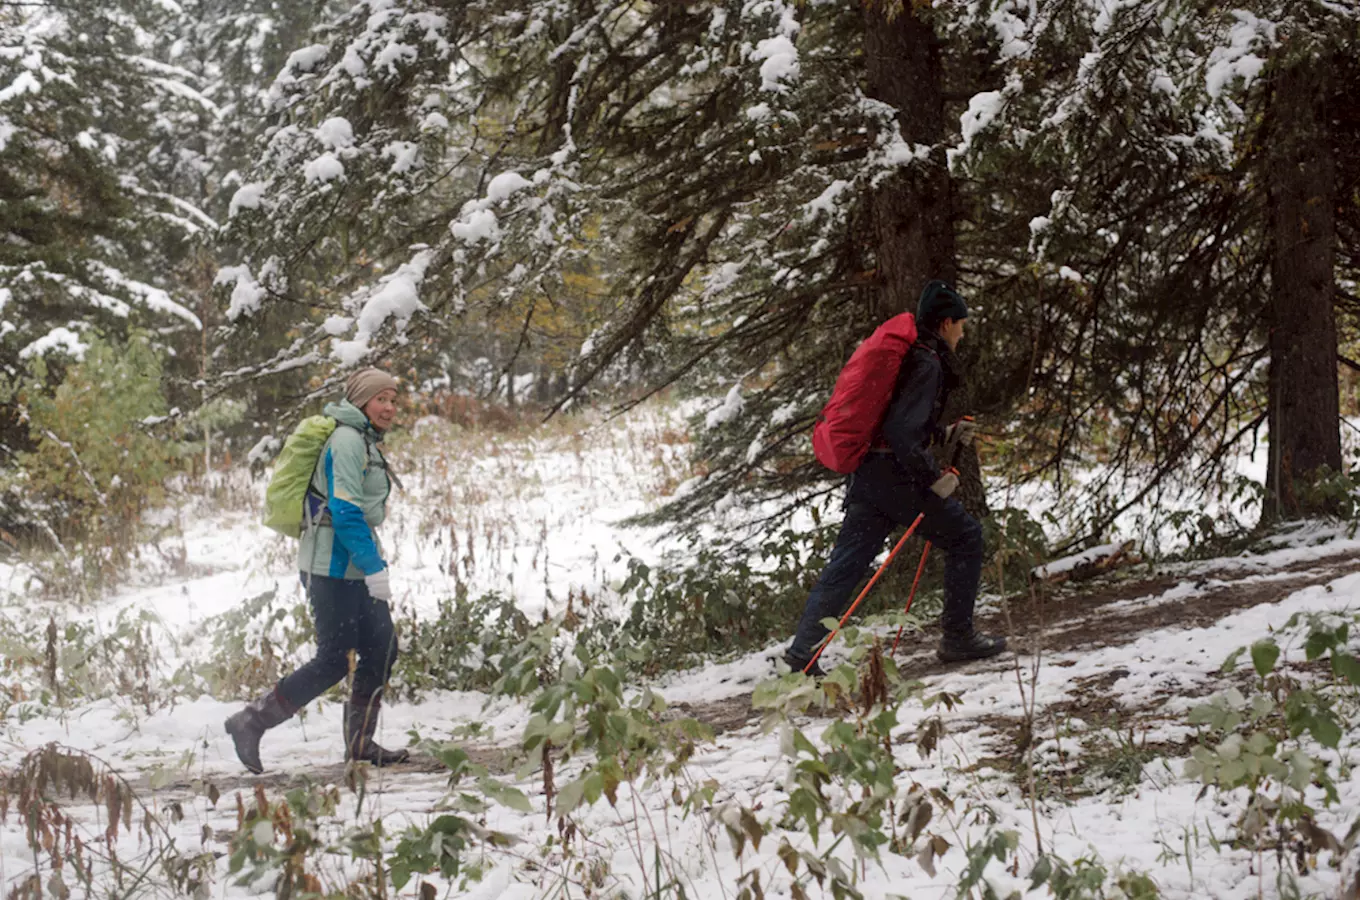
<box><xmin>916</xmin><ymin>280</ymin><xmax>969</xmax><ymax>329</ymax></box>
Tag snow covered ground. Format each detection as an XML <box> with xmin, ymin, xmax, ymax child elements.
<box><xmin>1</xmin><ymin>403</ymin><xmax>1359</xmax><ymax>899</ymax></box>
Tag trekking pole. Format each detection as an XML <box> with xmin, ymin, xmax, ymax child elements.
<box><xmin>803</xmin><ymin>512</ymin><xmax>926</xmax><ymax>674</ymax></box>
<box><xmin>889</xmin><ymin>416</ymin><xmax>974</xmax><ymax>657</ymax></box>
<box><xmin>890</xmin><ymin>542</ymin><xmax>931</xmax><ymax>655</ymax></box>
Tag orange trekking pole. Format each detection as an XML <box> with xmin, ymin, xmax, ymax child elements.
<box><xmin>803</xmin><ymin>512</ymin><xmax>926</xmax><ymax>674</ymax></box>
<box><xmin>890</xmin><ymin>542</ymin><xmax>931</xmax><ymax>655</ymax></box>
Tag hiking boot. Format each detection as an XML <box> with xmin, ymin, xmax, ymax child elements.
<box><xmin>345</xmin><ymin>692</ymin><xmax>410</xmax><ymax>766</ymax></box>
<box><xmin>937</xmin><ymin>632</ymin><xmax>1008</xmax><ymax>664</ymax></box>
<box><xmin>782</xmin><ymin>649</ymin><xmax>826</xmax><ymax>679</ymax></box>
<box><xmin>224</xmin><ymin>688</ymin><xmax>296</xmax><ymax>774</ymax></box>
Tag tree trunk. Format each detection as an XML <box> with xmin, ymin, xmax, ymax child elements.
<box><xmin>863</xmin><ymin>3</ymin><xmax>986</xmax><ymax>518</ymax></box>
<box><xmin>863</xmin><ymin>3</ymin><xmax>956</xmax><ymax>319</ymax></box>
<box><xmin>1264</xmin><ymin>58</ymin><xmax>1341</xmax><ymax>522</ymax></box>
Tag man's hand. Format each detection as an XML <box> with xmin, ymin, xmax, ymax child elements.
<box><xmin>930</xmin><ymin>471</ymin><xmax>959</xmax><ymax>499</ymax></box>
<box><xmin>365</xmin><ymin>568</ymin><xmax>392</xmax><ymax>601</ymax></box>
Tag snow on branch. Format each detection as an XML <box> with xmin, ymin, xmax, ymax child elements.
<box><xmin>1205</xmin><ymin>11</ymin><xmax>1276</xmax><ymax>99</ymax></box>
<box><xmin>449</xmin><ymin>171</ymin><xmax>533</xmax><ymax>246</ymax></box>
<box><xmin>947</xmin><ymin>74</ymin><xmax>1022</xmax><ymax>171</ymax></box>
<box><xmin>746</xmin><ymin>0</ymin><xmax>801</xmax><ymax>97</ymax></box>
<box><xmin>88</xmin><ymin>262</ymin><xmax>201</xmax><ymax>329</ymax></box>
<box><xmin>20</xmin><ymin>326</ymin><xmax>87</xmax><ymax>361</ymax></box>
<box><xmin>331</xmin><ymin>248</ymin><xmax>435</xmax><ymax>364</ymax></box>
<box><xmin>228</xmin><ymin>182</ymin><xmax>266</xmax><ymax>218</ymax></box>
<box><xmin>215</xmin><ymin>265</ymin><xmax>265</xmax><ymax>321</ymax></box>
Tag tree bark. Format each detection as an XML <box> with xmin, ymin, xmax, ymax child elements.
<box><xmin>863</xmin><ymin>3</ymin><xmax>986</xmax><ymax>518</ymax></box>
<box><xmin>863</xmin><ymin>2</ymin><xmax>956</xmax><ymax>320</ymax></box>
<box><xmin>1264</xmin><ymin>58</ymin><xmax>1342</xmax><ymax>521</ymax></box>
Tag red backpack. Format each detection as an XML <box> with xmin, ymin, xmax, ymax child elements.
<box><xmin>812</xmin><ymin>312</ymin><xmax>918</xmax><ymax>474</ymax></box>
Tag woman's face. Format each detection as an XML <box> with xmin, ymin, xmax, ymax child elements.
<box><xmin>363</xmin><ymin>388</ymin><xmax>398</xmax><ymax>431</ymax></box>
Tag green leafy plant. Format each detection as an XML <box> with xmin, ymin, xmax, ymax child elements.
<box><xmin>228</xmin><ymin>782</ymin><xmax>343</xmax><ymax>896</ymax></box>
<box><xmin>751</xmin><ymin>630</ymin><xmax>957</xmax><ymax>897</ymax></box>
<box><xmin>953</xmin><ymin>828</ymin><xmax>1162</xmax><ymax>899</ymax></box>
<box><xmin>1292</xmin><ymin>465</ymin><xmax>1360</xmax><ymax>523</ymax></box>
<box><xmin>387</xmin><ymin>743</ymin><xmax>520</xmax><ymax>891</ymax></box>
<box><xmin>391</xmin><ymin>589</ymin><xmax>532</xmax><ymax>699</ymax></box>
<box><xmin>491</xmin><ymin>618</ymin><xmax>717</xmax><ymax>898</ymax></box>
<box><xmin>1184</xmin><ymin>612</ymin><xmax>1360</xmax><ymax>880</ymax></box>
<box><xmin>519</xmin><ymin>641</ymin><xmax>713</xmax><ymax>823</ymax></box>
<box><xmin>0</xmin><ymin>607</ymin><xmax>176</xmax><ymax>720</ymax></box>
<box><xmin>983</xmin><ymin>506</ymin><xmax>1049</xmax><ymax>590</ymax></box>
<box><xmin>230</xmin><ymin>745</ymin><xmax>521</xmax><ymax>898</ymax></box>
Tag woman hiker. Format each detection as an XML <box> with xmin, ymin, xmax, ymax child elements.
<box><xmin>225</xmin><ymin>367</ymin><xmax>409</xmax><ymax>773</ymax></box>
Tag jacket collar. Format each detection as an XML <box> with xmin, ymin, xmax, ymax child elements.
<box><xmin>323</xmin><ymin>400</ymin><xmax>383</xmax><ymax>441</ymax></box>
<box><xmin>919</xmin><ymin>331</ymin><xmax>965</xmax><ymax>391</ymax></box>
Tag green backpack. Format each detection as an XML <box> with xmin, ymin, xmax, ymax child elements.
<box><xmin>262</xmin><ymin>416</ymin><xmax>338</xmax><ymax>537</ymax></box>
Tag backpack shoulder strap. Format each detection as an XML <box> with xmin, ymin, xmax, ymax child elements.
<box><xmin>374</xmin><ymin>443</ymin><xmax>402</xmax><ymax>493</ymax></box>
<box><xmin>306</xmin><ymin>417</ymin><xmax>356</xmax><ymax>497</ymax></box>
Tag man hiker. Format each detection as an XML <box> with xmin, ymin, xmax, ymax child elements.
<box><xmin>225</xmin><ymin>367</ymin><xmax>410</xmax><ymax>772</ymax></box>
<box><xmin>784</xmin><ymin>281</ymin><xmax>1007</xmax><ymax>676</ymax></box>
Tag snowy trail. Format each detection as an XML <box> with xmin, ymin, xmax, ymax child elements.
<box><xmin>111</xmin><ymin>544</ymin><xmax>1360</xmax><ymax>804</ymax></box>
<box><xmin>5</xmin><ymin>407</ymin><xmax>1360</xmax><ymax>898</ymax></box>
<box><xmin>6</xmin><ymin>544</ymin><xmax>1360</xmax><ymax>899</ymax></box>
<box><xmin>9</xmin><ymin>545</ymin><xmax>1352</xmax><ymax>899</ymax></box>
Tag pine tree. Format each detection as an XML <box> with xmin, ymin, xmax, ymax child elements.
<box><xmin>0</xmin><ymin>0</ymin><xmax>209</xmax><ymax>461</ymax></box>
<box><xmin>1257</xmin><ymin>12</ymin><xmax>1354</xmax><ymax>520</ymax></box>
<box><xmin>948</xmin><ymin>0</ymin><xmax>1359</xmax><ymax>531</ymax></box>
<box><xmin>213</xmin><ymin>0</ymin><xmax>971</xmax><ymax>525</ymax></box>
<box><xmin>215</xmin><ymin>0</ymin><xmax>1360</xmax><ymax>539</ymax></box>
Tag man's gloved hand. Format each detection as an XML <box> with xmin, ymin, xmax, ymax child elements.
<box><xmin>365</xmin><ymin>568</ymin><xmax>392</xmax><ymax>601</ymax></box>
<box><xmin>930</xmin><ymin>471</ymin><xmax>959</xmax><ymax>499</ymax></box>
<box><xmin>943</xmin><ymin>418</ymin><xmax>977</xmax><ymax>451</ymax></box>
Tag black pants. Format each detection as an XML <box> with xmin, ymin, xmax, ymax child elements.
<box><xmin>276</xmin><ymin>574</ymin><xmax>399</xmax><ymax>709</ymax></box>
<box><xmin>788</xmin><ymin>453</ymin><xmax>985</xmax><ymax>661</ymax></box>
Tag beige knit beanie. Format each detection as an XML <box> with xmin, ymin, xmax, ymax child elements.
<box><xmin>345</xmin><ymin>367</ymin><xmax>399</xmax><ymax>410</ymax></box>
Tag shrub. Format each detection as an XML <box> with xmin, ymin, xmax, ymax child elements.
<box><xmin>5</xmin><ymin>332</ymin><xmax>182</xmax><ymax>586</ymax></box>
<box><xmin>1183</xmin><ymin>612</ymin><xmax>1360</xmax><ymax>886</ymax></box>
<box><xmin>185</xmin><ymin>587</ymin><xmax>316</xmax><ymax>701</ymax></box>
<box><xmin>594</xmin><ymin>526</ymin><xmax>826</xmax><ymax>674</ymax></box>
<box><xmin>389</xmin><ymin>590</ymin><xmax>533</xmax><ymax>699</ymax></box>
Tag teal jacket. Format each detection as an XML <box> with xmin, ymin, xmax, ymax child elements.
<box><xmin>298</xmin><ymin>400</ymin><xmax>391</xmax><ymax>580</ymax></box>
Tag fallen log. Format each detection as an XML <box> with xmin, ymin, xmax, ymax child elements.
<box><xmin>1032</xmin><ymin>540</ymin><xmax>1139</xmax><ymax>585</ymax></box>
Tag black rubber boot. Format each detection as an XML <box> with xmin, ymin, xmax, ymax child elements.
<box><xmin>937</xmin><ymin>632</ymin><xmax>1008</xmax><ymax>664</ymax></box>
<box><xmin>224</xmin><ymin>688</ymin><xmax>295</xmax><ymax>774</ymax></box>
<box><xmin>345</xmin><ymin>692</ymin><xmax>410</xmax><ymax>766</ymax></box>
<box><xmin>782</xmin><ymin>649</ymin><xmax>827</xmax><ymax>679</ymax></box>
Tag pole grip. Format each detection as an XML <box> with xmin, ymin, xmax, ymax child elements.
<box><xmin>947</xmin><ymin>415</ymin><xmax>974</xmax><ymax>470</ymax></box>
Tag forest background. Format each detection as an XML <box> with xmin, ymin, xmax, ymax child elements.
<box><xmin>0</xmin><ymin>0</ymin><xmax>1357</xmax><ymax>584</ymax></box>
<box><xmin>4</xmin><ymin>4</ymin><xmax>1360</xmax><ymax>898</ymax></box>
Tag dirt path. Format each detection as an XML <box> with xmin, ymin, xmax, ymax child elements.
<box><xmin>133</xmin><ymin>743</ymin><xmax>517</xmax><ymax>797</ymax></box>
<box><xmin>669</xmin><ymin>548</ymin><xmax>1360</xmax><ymax>737</ymax></box>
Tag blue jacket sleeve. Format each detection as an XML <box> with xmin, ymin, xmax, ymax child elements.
<box><xmin>881</xmin><ymin>352</ymin><xmax>943</xmax><ymax>489</ymax></box>
<box><xmin>323</xmin><ymin>435</ymin><xmax>387</xmax><ymax>575</ymax></box>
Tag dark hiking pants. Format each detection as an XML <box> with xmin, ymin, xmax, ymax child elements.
<box><xmin>276</xmin><ymin>574</ymin><xmax>400</xmax><ymax>709</ymax></box>
<box><xmin>788</xmin><ymin>454</ymin><xmax>984</xmax><ymax>662</ymax></box>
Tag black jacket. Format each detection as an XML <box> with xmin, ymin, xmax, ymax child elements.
<box><xmin>880</xmin><ymin>332</ymin><xmax>961</xmax><ymax>489</ymax></box>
